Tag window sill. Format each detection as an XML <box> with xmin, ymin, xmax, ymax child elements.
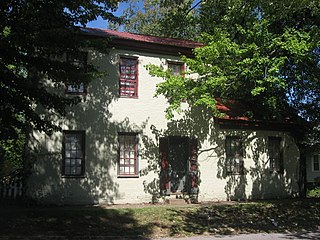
<box><xmin>117</xmin><ymin>175</ymin><xmax>139</xmax><ymax>178</ymax></box>
<box><xmin>61</xmin><ymin>175</ymin><xmax>85</xmax><ymax>179</ymax></box>
<box><xmin>269</xmin><ymin>170</ymin><xmax>284</xmax><ymax>175</ymax></box>
<box><xmin>119</xmin><ymin>96</ymin><xmax>139</xmax><ymax>99</ymax></box>
<box><xmin>227</xmin><ymin>172</ymin><xmax>244</xmax><ymax>176</ymax></box>
<box><xmin>65</xmin><ymin>92</ymin><xmax>87</xmax><ymax>96</ymax></box>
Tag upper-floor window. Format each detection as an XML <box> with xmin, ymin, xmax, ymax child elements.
<box><xmin>62</xmin><ymin>130</ymin><xmax>85</xmax><ymax>177</ymax></box>
<box><xmin>225</xmin><ymin>136</ymin><xmax>244</xmax><ymax>175</ymax></box>
<box><xmin>168</xmin><ymin>62</ymin><xmax>184</xmax><ymax>76</ymax></box>
<box><xmin>313</xmin><ymin>155</ymin><xmax>320</xmax><ymax>172</ymax></box>
<box><xmin>66</xmin><ymin>52</ymin><xmax>87</xmax><ymax>94</ymax></box>
<box><xmin>268</xmin><ymin>137</ymin><xmax>283</xmax><ymax>174</ymax></box>
<box><xmin>118</xmin><ymin>133</ymin><xmax>139</xmax><ymax>177</ymax></box>
<box><xmin>119</xmin><ymin>57</ymin><xmax>138</xmax><ymax>98</ymax></box>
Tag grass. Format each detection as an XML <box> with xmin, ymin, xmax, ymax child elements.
<box><xmin>0</xmin><ymin>199</ymin><xmax>319</xmax><ymax>239</ymax></box>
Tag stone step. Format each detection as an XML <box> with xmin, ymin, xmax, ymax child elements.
<box><xmin>167</xmin><ymin>198</ymin><xmax>188</xmax><ymax>205</ymax></box>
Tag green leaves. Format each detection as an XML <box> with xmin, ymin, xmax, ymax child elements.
<box><xmin>149</xmin><ymin>0</ymin><xmax>320</xmax><ymax>127</ymax></box>
<box><xmin>1</xmin><ymin>26</ymin><xmax>11</xmax><ymax>38</ymax></box>
<box><xmin>0</xmin><ymin>0</ymin><xmax>125</xmax><ymax>169</ymax></box>
<box><xmin>113</xmin><ymin>0</ymin><xmax>199</xmax><ymax>39</ymax></box>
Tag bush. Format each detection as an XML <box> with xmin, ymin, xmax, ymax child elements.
<box><xmin>0</xmin><ymin>131</ymin><xmax>26</xmax><ymax>177</ymax></box>
<box><xmin>307</xmin><ymin>187</ymin><xmax>320</xmax><ymax>198</ymax></box>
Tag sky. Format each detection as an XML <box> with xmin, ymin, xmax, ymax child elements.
<box><xmin>86</xmin><ymin>1</ymin><xmax>200</xmax><ymax>30</ymax></box>
<box><xmin>86</xmin><ymin>2</ymin><xmax>133</xmax><ymax>29</ymax></box>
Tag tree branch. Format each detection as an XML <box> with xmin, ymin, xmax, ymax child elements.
<box><xmin>186</xmin><ymin>0</ymin><xmax>203</xmax><ymax>15</ymax></box>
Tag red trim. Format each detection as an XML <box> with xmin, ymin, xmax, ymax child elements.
<box><xmin>81</xmin><ymin>28</ymin><xmax>204</xmax><ymax>48</ymax></box>
<box><xmin>159</xmin><ymin>137</ymin><xmax>170</xmax><ymax>192</ymax></box>
<box><xmin>80</xmin><ymin>28</ymin><xmax>204</xmax><ymax>57</ymax></box>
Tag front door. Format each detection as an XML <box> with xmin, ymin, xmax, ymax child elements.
<box><xmin>168</xmin><ymin>137</ymin><xmax>189</xmax><ymax>193</ymax></box>
<box><xmin>160</xmin><ymin>136</ymin><xmax>199</xmax><ymax>195</ymax></box>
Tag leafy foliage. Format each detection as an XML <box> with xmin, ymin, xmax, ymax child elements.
<box><xmin>307</xmin><ymin>186</ymin><xmax>320</xmax><ymax>198</ymax></box>
<box><xmin>0</xmin><ymin>0</ymin><xmax>123</xmax><ymax>171</ymax></box>
<box><xmin>0</xmin><ymin>130</ymin><xmax>25</xmax><ymax>177</ymax></box>
<box><xmin>152</xmin><ymin>1</ymin><xmax>320</xmax><ymax>131</ymax></box>
<box><xmin>110</xmin><ymin>0</ymin><xmax>200</xmax><ymax>39</ymax></box>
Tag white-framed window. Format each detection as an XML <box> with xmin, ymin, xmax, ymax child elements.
<box><xmin>313</xmin><ymin>155</ymin><xmax>320</xmax><ymax>172</ymax></box>
<box><xmin>118</xmin><ymin>133</ymin><xmax>139</xmax><ymax>177</ymax></box>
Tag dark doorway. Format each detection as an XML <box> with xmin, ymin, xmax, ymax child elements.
<box><xmin>160</xmin><ymin>136</ymin><xmax>199</xmax><ymax>196</ymax></box>
<box><xmin>168</xmin><ymin>137</ymin><xmax>189</xmax><ymax>193</ymax></box>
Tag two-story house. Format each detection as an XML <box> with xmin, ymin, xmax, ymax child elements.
<box><xmin>26</xmin><ymin>28</ymin><xmax>306</xmax><ymax>205</ymax></box>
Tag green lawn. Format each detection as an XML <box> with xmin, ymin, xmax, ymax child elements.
<box><xmin>0</xmin><ymin>199</ymin><xmax>319</xmax><ymax>239</ymax></box>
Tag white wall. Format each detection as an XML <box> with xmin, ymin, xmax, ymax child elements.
<box><xmin>26</xmin><ymin>48</ymin><xmax>300</xmax><ymax>205</ymax></box>
<box><xmin>306</xmin><ymin>151</ymin><xmax>320</xmax><ymax>183</ymax></box>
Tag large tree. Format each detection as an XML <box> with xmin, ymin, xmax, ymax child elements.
<box><xmin>147</xmin><ymin>0</ymin><xmax>319</xmax><ymax>197</ymax></box>
<box><xmin>151</xmin><ymin>0</ymin><xmax>320</xmax><ymax>134</ymax></box>
<box><xmin>110</xmin><ymin>0</ymin><xmax>200</xmax><ymax>39</ymax></box>
<box><xmin>0</xmin><ymin>0</ymin><xmax>122</xmax><ymax>175</ymax></box>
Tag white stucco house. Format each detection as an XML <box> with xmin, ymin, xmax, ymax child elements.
<box><xmin>26</xmin><ymin>28</ymin><xmax>308</xmax><ymax>205</ymax></box>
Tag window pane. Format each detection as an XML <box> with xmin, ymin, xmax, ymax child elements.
<box><xmin>65</xmin><ymin>167</ymin><xmax>70</xmax><ymax>175</ymax></box>
<box><xmin>118</xmin><ymin>134</ymin><xmax>137</xmax><ymax>175</ymax></box>
<box><xmin>314</xmin><ymin>155</ymin><xmax>319</xmax><ymax>171</ymax></box>
<box><xmin>168</xmin><ymin>63</ymin><xmax>183</xmax><ymax>76</ymax></box>
<box><xmin>65</xmin><ymin>150</ymin><xmax>71</xmax><ymax>158</ymax></box>
<box><xmin>76</xmin><ymin>167</ymin><xmax>82</xmax><ymax>175</ymax></box>
<box><xmin>70</xmin><ymin>159</ymin><xmax>76</xmax><ymax>166</ymax></box>
<box><xmin>65</xmin><ymin>159</ymin><xmax>70</xmax><ymax>166</ymax></box>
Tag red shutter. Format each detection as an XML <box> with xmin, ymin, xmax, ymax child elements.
<box><xmin>159</xmin><ymin>137</ymin><xmax>170</xmax><ymax>195</ymax></box>
<box><xmin>189</xmin><ymin>138</ymin><xmax>199</xmax><ymax>194</ymax></box>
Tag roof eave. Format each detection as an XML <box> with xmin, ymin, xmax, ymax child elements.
<box><xmin>108</xmin><ymin>38</ymin><xmax>195</xmax><ymax>57</ymax></box>
<box><xmin>215</xmin><ymin>117</ymin><xmax>304</xmax><ymax>133</ymax></box>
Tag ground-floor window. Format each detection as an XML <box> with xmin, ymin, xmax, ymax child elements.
<box><xmin>313</xmin><ymin>155</ymin><xmax>320</xmax><ymax>172</ymax></box>
<box><xmin>118</xmin><ymin>133</ymin><xmax>139</xmax><ymax>177</ymax></box>
<box><xmin>225</xmin><ymin>136</ymin><xmax>244</xmax><ymax>175</ymax></box>
<box><xmin>268</xmin><ymin>137</ymin><xmax>283</xmax><ymax>173</ymax></box>
<box><xmin>62</xmin><ymin>130</ymin><xmax>85</xmax><ymax>177</ymax></box>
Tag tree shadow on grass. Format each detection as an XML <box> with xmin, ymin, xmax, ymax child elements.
<box><xmin>0</xmin><ymin>206</ymin><xmax>154</xmax><ymax>239</ymax></box>
<box><xmin>167</xmin><ymin>199</ymin><xmax>320</xmax><ymax>236</ymax></box>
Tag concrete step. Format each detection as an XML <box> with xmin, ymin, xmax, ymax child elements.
<box><xmin>167</xmin><ymin>198</ymin><xmax>188</xmax><ymax>205</ymax></box>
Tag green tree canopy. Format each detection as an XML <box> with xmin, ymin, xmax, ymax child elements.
<box><xmin>110</xmin><ymin>0</ymin><xmax>200</xmax><ymax>39</ymax></box>
<box><xmin>0</xmin><ymin>0</ymin><xmax>122</xmax><ymax>174</ymax></box>
<box><xmin>1</xmin><ymin>0</ymin><xmax>122</xmax><ymax>139</ymax></box>
<box><xmin>150</xmin><ymin>0</ymin><xmax>320</xmax><ymax>141</ymax></box>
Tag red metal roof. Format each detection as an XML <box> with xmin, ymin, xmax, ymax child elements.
<box><xmin>216</xmin><ymin>98</ymin><xmax>250</xmax><ymax>121</ymax></box>
<box><xmin>215</xmin><ymin>98</ymin><xmax>304</xmax><ymax>132</ymax></box>
<box><xmin>80</xmin><ymin>27</ymin><xmax>204</xmax><ymax>49</ymax></box>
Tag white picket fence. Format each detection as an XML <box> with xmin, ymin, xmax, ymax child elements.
<box><xmin>0</xmin><ymin>174</ymin><xmax>23</xmax><ymax>199</ymax></box>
